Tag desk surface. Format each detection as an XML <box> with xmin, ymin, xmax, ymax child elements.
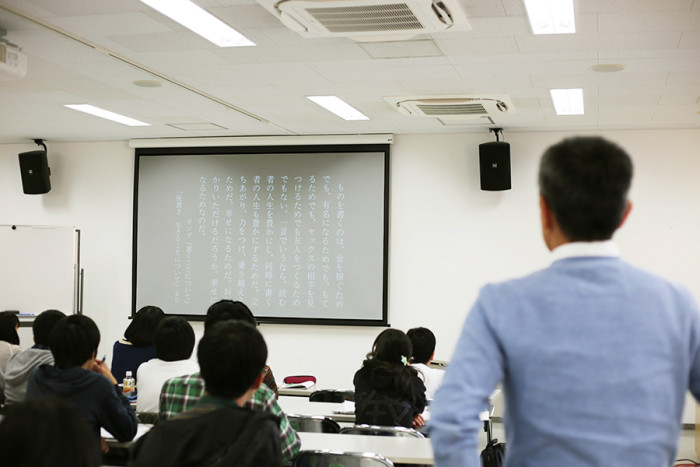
<box><xmin>298</xmin><ymin>432</ymin><xmax>433</xmax><ymax>465</ymax></box>
<box><xmin>278</xmin><ymin>396</ymin><xmax>356</xmax><ymax>422</ymax></box>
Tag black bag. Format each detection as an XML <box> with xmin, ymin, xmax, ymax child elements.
<box><xmin>480</xmin><ymin>438</ymin><xmax>506</xmax><ymax>467</ymax></box>
<box><xmin>480</xmin><ymin>419</ymin><xmax>506</xmax><ymax>467</ymax></box>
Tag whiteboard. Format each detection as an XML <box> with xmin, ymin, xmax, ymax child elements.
<box><xmin>0</xmin><ymin>225</ymin><xmax>79</xmax><ymax>316</ymax></box>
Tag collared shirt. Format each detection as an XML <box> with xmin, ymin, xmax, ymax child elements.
<box><xmin>159</xmin><ymin>372</ymin><xmax>300</xmax><ymax>462</ymax></box>
<box><xmin>551</xmin><ymin>239</ymin><xmax>620</xmax><ymax>262</ymax></box>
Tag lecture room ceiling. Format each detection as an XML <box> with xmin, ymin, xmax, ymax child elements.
<box><xmin>0</xmin><ymin>0</ymin><xmax>698</xmax><ymax>143</ymax></box>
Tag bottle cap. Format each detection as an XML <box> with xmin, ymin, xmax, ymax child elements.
<box><xmin>125</xmin><ymin>371</ymin><xmax>132</xmax><ymax>377</ymax></box>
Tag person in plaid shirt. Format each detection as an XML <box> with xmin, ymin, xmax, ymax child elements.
<box><xmin>159</xmin><ymin>372</ymin><xmax>299</xmax><ymax>462</ymax></box>
<box><xmin>158</xmin><ymin>300</ymin><xmax>299</xmax><ymax>462</ymax></box>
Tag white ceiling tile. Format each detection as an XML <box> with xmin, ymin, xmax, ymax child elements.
<box><xmin>598</xmin><ymin>11</ymin><xmax>699</xmax><ymax>33</ymax></box>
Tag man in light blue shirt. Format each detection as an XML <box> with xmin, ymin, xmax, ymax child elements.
<box><xmin>430</xmin><ymin>136</ymin><xmax>700</xmax><ymax>466</ymax></box>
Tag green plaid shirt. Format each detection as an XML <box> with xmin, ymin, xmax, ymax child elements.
<box><xmin>159</xmin><ymin>372</ymin><xmax>300</xmax><ymax>462</ymax></box>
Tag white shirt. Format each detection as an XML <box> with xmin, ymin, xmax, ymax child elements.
<box><xmin>135</xmin><ymin>358</ymin><xmax>199</xmax><ymax>412</ymax></box>
<box><xmin>411</xmin><ymin>363</ymin><xmax>445</xmax><ymax>400</ymax></box>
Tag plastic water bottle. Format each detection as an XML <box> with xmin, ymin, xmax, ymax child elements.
<box><xmin>123</xmin><ymin>370</ymin><xmax>136</xmax><ymax>398</ymax></box>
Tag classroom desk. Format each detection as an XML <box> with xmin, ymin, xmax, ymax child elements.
<box><xmin>278</xmin><ymin>385</ymin><xmax>316</xmax><ymax>397</ymax></box>
<box><xmin>297</xmin><ymin>432</ymin><xmax>434</xmax><ymax>465</ymax></box>
<box><xmin>278</xmin><ymin>396</ymin><xmax>356</xmax><ymax>422</ymax></box>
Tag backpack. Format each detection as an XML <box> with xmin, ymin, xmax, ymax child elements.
<box><xmin>480</xmin><ymin>437</ymin><xmax>506</xmax><ymax>467</ymax></box>
<box><xmin>480</xmin><ymin>418</ymin><xmax>506</xmax><ymax>467</ymax></box>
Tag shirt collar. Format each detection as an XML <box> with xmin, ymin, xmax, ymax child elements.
<box><xmin>551</xmin><ymin>240</ymin><xmax>620</xmax><ymax>263</ymax></box>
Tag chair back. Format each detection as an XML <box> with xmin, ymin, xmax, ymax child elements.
<box><xmin>288</xmin><ymin>414</ymin><xmax>341</xmax><ymax>433</ymax></box>
<box><xmin>136</xmin><ymin>411</ymin><xmax>159</xmax><ymax>424</ymax></box>
<box><xmin>309</xmin><ymin>389</ymin><xmax>355</xmax><ymax>403</ymax></box>
<box><xmin>293</xmin><ymin>450</ymin><xmax>394</xmax><ymax>467</ymax></box>
<box><xmin>340</xmin><ymin>424</ymin><xmax>425</xmax><ymax>438</ymax></box>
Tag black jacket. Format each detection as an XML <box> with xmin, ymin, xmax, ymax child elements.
<box><xmin>27</xmin><ymin>364</ymin><xmax>137</xmax><ymax>443</ymax></box>
<box><xmin>353</xmin><ymin>365</ymin><xmax>426</xmax><ymax>428</ymax></box>
<box><xmin>129</xmin><ymin>401</ymin><xmax>281</xmax><ymax>467</ymax></box>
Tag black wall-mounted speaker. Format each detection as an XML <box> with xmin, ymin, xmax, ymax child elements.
<box><xmin>479</xmin><ymin>141</ymin><xmax>511</xmax><ymax>191</ymax></box>
<box><xmin>18</xmin><ymin>150</ymin><xmax>51</xmax><ymax>194</ymax></box>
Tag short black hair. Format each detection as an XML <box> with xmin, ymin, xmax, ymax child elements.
<box><xmin>0</xmin><ymin>311</ymin><xmax>20</xmax><ymax>345</ymax></box>
<box><xmin>407</xmin><ymin>327</ymin><xmax>436</xmax><ymax>365</ymax></box>
<box><xmin>0</xmin><ymin>396</ymin><xmax>101</xmax><ymax>467</ymax></box>
<box><xmin>49</xmin><ymin>315</ymin><xmax>100</xmax><ymax>369</ymax></box>
<box><xmin>154</xmin><ymin>316</ymin><xmax>195</xmax><ymax>362</ymax></box>
<box><xmin>124</xmin><ymin>306</ymin><xmax>165</xmax><ymax>347</ymax></box>
<box><xmin>204</xmin><ymin>300</ymin><xmax>256</xmax><ymax>332</ymax></box>
<box><xmin>33</xmin><ymin>310</ymin><xmax>66</xmax><ymax>346</ymax></box>
<box><xmin>197</xmin><ymin>321</ymin><xmax>267</xmax><ymax>399</ymax></box>
<box><xmin>539</xmin><ymin>136</ymin><xmax>633</xmax><ymax>241</ymax></box>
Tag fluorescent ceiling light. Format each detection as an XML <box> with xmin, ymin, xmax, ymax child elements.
<box><xmin>65</xmin><ymin>104</ymin><xmax>151</xmax><ymax>126</ymax></box>
<box><xmin>524</xmin><ymin>0</ymin><xmax>576</xmax><ymax>35</ymax></box>
<box><xmin>550</xmin><ymin>89</ymin><xmax>584</xmax><ymax>115</ymax></box>
<box><xmin>307</xmin><ymin>96</ymin><xmax>370</xmax><ymax>121</ymax></box>
<box><xmin>140</xmin><ymin>0</ymin><xmax>255</xmax><ymax>47</ymax></box>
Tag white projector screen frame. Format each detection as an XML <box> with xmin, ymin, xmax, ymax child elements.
<box><xmin>133</xmin><ymin>144</ymin><xmax>390</xmax><ymax>325</ymax></box>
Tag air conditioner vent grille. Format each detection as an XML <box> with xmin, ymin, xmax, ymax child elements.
<box><xmin>417</xmin><ymin>103</ymin><xmax>487</xmax><ymax>116</ymax></box>
<box><xmin>307</xmin><ymin>4</ymin><xmax>425</xmax><ymax>33</ymax></box>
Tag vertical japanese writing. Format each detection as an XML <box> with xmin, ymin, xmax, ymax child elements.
<box><xmin>210</xmin><ymin>176</ymin><xmax>220</xmax><ymax>302</ymax></box>
<box><xmin>174</xmin><ymin>192</ymin><xmax>183</xmax><ymax>304</ymax></box>
<box><xmin>335</xmin><ymin>183</ymin><xmax>345</xmax><ymax>309</ymax></box>
<box><xmin>251</xmin><ymin>175</ymin><xmax>261</xmax><ymax>306</ymax></box>
<box><xmin>293</xmin><ymin>176</ymin><xmax>303</xmax><ymax>307</ymax></box>
<box><xmin>237</xmin><ymin>176</ymin><xmax>247</xmax><ymax>300</ymax></box>
<box><xmin>224</xmin><ymin>176</ymin><xmax>234</xmax><ymax>298</ymax></box>
<box><xmin>198</xmin><ymin>177</ymin><xmax>207</xmax><ymax>236</ymax></box>
<box><xmin>278</xmin><ymin>175</ymin><xmax>288</xmax><ymax>307</ymax></box>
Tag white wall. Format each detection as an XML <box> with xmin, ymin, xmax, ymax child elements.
<box><xmin>2</xmin><ymin>130</ymin><xmax>700</xmax><ymax>398</ymax></box>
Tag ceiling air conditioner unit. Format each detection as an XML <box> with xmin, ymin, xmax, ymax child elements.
<box><xmin>256</xmin><ymin>0</ymin><xmax>470</xmax><ymax>41</ymax></box>
<box><xmin>0</xmin><ymin>42</ymin><xmax>27</xmax><ymax>80</ymax></box>
<box><xmin>385</xmin><ymin>95</ymin><xmax>515</xmax><ymax>119</ymax></box>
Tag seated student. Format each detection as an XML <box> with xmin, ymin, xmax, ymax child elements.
<box><xmin>135</xmin><ymin>316</ymin><xmax>198</xmax><ymax>413</ymax></box>
<box><xmin>204</xmin><ymin>299</ymin><xmax>278</xmax><ymax>397</ymax></box>
<box><xmin>159</xmin><ymin>299</ymin><xmax>300</xmax><ymax>462</ymax></box>
<box><xmin>1</xmin><ymin>309</ymin><xmax>65</xmax><ymax>405</ymax></box>
<box><xmin>0</xmin><ymin>396</ymin><xmax>102</xmax><ymax>467</ymax></box>
<box><xmin>0</xmin><ymin>311</ymin><xmax>21</xmax><ymax>373</ymax></box>
<box><xmin>130</xmin><ymin>321</ymin><xmax>281</xmax><ymax>466</ymax></box>
<box><xmin>407</xmin><ymin>327</ymin><xmax>445</xmax><ymax>400</ymax></box>
<box><xmin>111</xmin><ymin>305</ymin><xmax>164</xmax><ymax>383</ymax></box>
<box><xmin>354</xmin><ymin>328</ymin><xmax>427</xmax><ymax>429</ymax></box>
<box><xmin>27</xmin><ymin>314</ymin><xmax>138</xmax><ymax>446</ymax></box>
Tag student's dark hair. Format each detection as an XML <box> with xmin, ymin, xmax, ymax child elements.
<box><xmin>363</xmin><ymin>329</ymin><xmax>417</xmax><ymax>401</ymax></box>
<box><xmin>198</xmin><ymin>321</ymin><xmax>267</xmax><ymax>399</ymax></box>
<box><xmin>407</xmin><ymin>327</ymin><xmax>436</xmax><ymax>365</ymax></box>
<box><xmin>204</xmin><ymin>300</ymin><xmax>257</xmax><ymax>332</ymax></box>
<box><xmin>124</xmin><ymin>305</ymin><xmax>165</xmax><ymax>347</ymax></box>
<box><xmin>0</xmin><ymin>311</ymin><xmax>20</xmax><ymax>345</ymax></box>
<box><xmin>539</xmin><ymin>136</ymin><xmax>633</xmax><ymax>241</ymax></box>
<box><xmin>0</xmin><ymin>396</ymin><xmax>101</xmax><ymax>467</ymax></box>
<box><xmin>33</xmin><ymin>310</ymin><xmax>66</xmax><ymax>346</ymax></box>
<box><xmin>49</xmin><ymin>315</ymin><xmax>100</xmax><ymax>369</ymax></box>
<box><xmin>154</xmin><ymin>316</ymin><xmax>195</xmax><ymax>362</ymax></box>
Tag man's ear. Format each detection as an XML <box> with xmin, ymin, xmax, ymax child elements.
<box><xmin>251</xmin><ymin>372</ymin><xmax>264</xmax><ymax>390</ymax></box>
<box><xmin>618</xmin><ymin>200</ymin><xmax>633</xmax><ymax>229</ymax></box>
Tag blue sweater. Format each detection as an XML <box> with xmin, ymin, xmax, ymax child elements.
<box><xmin>430</xmin><ymin>254</ymin><xmax>700</xmax><ymax>466</ymax></box>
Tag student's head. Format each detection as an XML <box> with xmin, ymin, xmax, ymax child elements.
<box><xmin>197</xmin><ymin>321</ymin><xmax>267</xmax><ymax>399</ymax></box>
<box><xmin>0</xmin><ymin>396</ymin><xmax>101</xmax><ymax>467</ymax></box>
<box><xmin>538</xmin><ymin>136</ymin><xmax>633</xmax><ymax>242</ymax></box>
<box><xmin>0</xmin><ymin>311</ymin><xmax>20</xmax><ymax>345</ymax></box>
<box><xmin>407</xmin><ymin>327</ymin><xmax>436</xmax><ymax>365</ymax></box>
<box><xmin>371</xmin><ymin>328</ymin><xmax>413</xmax><ymax>366</ymax></box>
<box><xmin>154</xmin><ymin>316</ymin><xmax>195</xmax><ymax>362</ymax></box>
<box><xmin>124</xmin><ymin>305</ymin><xmax>165</xmax><ymax>347</ymax></box>
<box><xmin>33</xmin><ymin>309</ymin><xmax>66</xmax><ymax>347</ymax></box>
<box><xmin>204</xmin><ymin>300</ymin><xmax>256</xmax><ymax>332</ymax></box>
<box><xmin>49</xmin><ymin>315</ymin><xmax>100</xmax><ymax>369</ymax></box>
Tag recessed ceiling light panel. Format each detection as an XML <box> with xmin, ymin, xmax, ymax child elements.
<box><xmin>550</xmin><ymin>89</ymin><xmax>584</xmax><ymax>115</ymax></box>
<box><xmin>524</xmin><ymin>0</ymin><xmax>576</xmax><ymax>35</ymax></box>
<box><xmin>140</xmin><ymin>0</ymin><xmax>255</xmax><ymax>47</ymax></box>
<box><xmin>307</xmin><ymin>96</ymin><xmax>369</xmax><ymax>121</ymax></box>
<box><xmin>65</xmin><ymin>104</ymin><xmax>151</xmax><ymax>126</ymax></box>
